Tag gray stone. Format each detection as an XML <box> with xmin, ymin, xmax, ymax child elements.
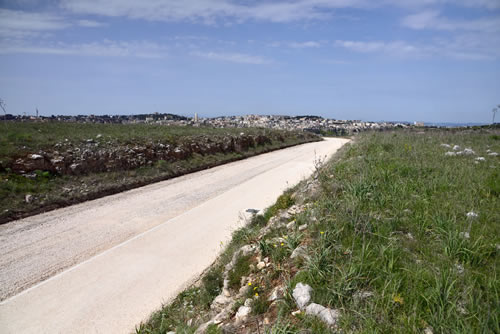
<box><xmin>286</xmin><ymin>220</ymin><xmax>296</xmax><ymax>229</ymax></box>
<box><xmin>423</xmin><ymin>327</ymin><xmax>434</xmax><ymax>334</ymax></box>
<box><xmin>298</xmin><ymin>224</ymin><xmax>308</xmax><ymax>231</ymax></box>
<box><xmin>239</xmin><ymin>244</ymin><xmax>256</xmax><ymax>257</ymax></box>
<box><xmin>305</xmin><ymin>303</ymin><xmax>340</xmax><ymax>327</ymax></box>
<box><xmin>453</xmin><ymin>145</ymin><xmax>461</xmax><ymax>151</ymax></box>
<box><xmin>30</xmin><ymin>154</ymin><xmax>43</xmax><ymax>160</ymax></box>
<box><xmin>291</xmin><ymin>246</ymin><xmax>309</xmax><ymax>260</ymax></box>
<box><xmin>268</xmin><ymin>286</ymin><xmax>284</xmax><ymax>302</ymax></box>
<box><xmin>463</xmin><ymin>148</ymin><xmax>475</xmax><ymax>155</ymax></box>
<box><xmin>293</xmin><ymin>283</ymin><xmax>312</xmax><ymax>310</ymax></box>
<box><xmin>257</xmin><ymin>261</ymin><xmax>266</xmax><ymax>270</ymax></box>
<box><xmin>25</xmin><ymin>194</ymin><xmax>33</xmax><ymax>203</ymax></box>
<box><xmin>235</xmin><ymin>305</ymin><xmax>252</xmax><ymax>323</ymax></box>
<box><xmin>211</xmin><ymin>294</ymin><xmax>232</xmax><ymax>313</ymax></box>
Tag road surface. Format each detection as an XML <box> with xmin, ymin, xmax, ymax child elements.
<box><xmin>0</xmin><ymin>138</ymin><xmax>349</xmax><ymax>333</ymax></box>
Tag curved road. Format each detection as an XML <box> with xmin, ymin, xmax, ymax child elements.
<box><xmin>0</xmin><ymin>138</ymin><xmax>348</xmax><ymax>333</ymax></box>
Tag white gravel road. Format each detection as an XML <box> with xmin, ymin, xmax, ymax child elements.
<box><xmin>0</xmin><ymin>138</ymin><xmax>348</xmax><ymax>334</ymax></box>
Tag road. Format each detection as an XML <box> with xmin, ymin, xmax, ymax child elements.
<box><xmin>0</xmin><ymin>138</ymin><xmax>349</xmax><ymax>333</ymax></box>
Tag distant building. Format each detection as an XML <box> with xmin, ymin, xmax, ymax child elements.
<box><xmin>194</xmin><ymin>113</ymin><xmax>199</xmax><ymax>123</ymax></box>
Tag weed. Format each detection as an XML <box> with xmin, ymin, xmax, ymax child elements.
<box><xmin>228</xmin><ymin>255</ymin><xmax>252</xmax><ymax>290</ymax></box>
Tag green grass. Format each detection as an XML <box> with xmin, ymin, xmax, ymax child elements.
<box><xmin>228</xmin><ymin>254</ymin><xmax>253</xmax><ymax>290</ymax></box>
<box><xmin>283</xmin><ymin>129</ymin><xmax>499</xmax><ymax>333</ymax></box>
<box><xmin>135</xmin><ymin>128</ymin><xmax>499</xmax><ymax>334</ymax></box>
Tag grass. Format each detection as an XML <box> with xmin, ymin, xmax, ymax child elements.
<box><xmin>280</xmin><ymin>129</ymin><xmax>499</xmax><ymax>333</ymax></box>
<box><xmin>0</xmin><ymin>121</ymin><xmax>319</xmax><ymax>223</ymax></box>
<box><xmin>0</xmin><ymin>121</ymin><xmax>278</xmax><ymax>159</ymax></box>
<box><xmin>135</xmin><ymin>128</ymin><xmax>499</xmax><ymax>333</ymax></box>
<box><xmin>228</xmin><ymin>254</ymin><xmax>252</xmax><ymax>290</ymax></box>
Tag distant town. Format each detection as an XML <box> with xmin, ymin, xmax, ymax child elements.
<box><xmin>1</xmin><ymin>112</ymin><xmax>413</xmax><ymax>135</ymax></box>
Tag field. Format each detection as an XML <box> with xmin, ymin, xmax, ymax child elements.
<box><xmin>136</xmin><ymin>128</ymin><xmax>499</xmax><ymax>333</ymax></box>
<box><xmin>0</xmin><ymin>121</ymin><xmax>319</xmax><ymax>223</ymax></box>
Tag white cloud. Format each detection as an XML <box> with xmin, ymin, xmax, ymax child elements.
<box><xmin>0</xmin><ymin>8</ymin><xmax>68</xmax><ymax>38</ymax></box>
<box><xmin>190</xmin><ymin>51</ymin><xmax>272</xmax><ymax>64</ymax></box>
<box><xmin>335</xmin><ymin>34</ymin><xmax>500</xmax><ymax>60</ymax></box>
<box><xmin>58</xmin><ymin>0</ymin><xmax>500</xmax><ymax>25</ymax></box>
<box><xmin>77</xmin><ymin>19</ymin><xmax>106</xmax><ymax>28</ymax></box>
<box><xmin>0</xmin><ymin>9</ymin><xmax>106</xmax><ymax>39</ymax></box>
<box><xmin>269</xmin><ymin>40</ymin><xmax>322</xmax><ymax>48</ymax></box>
<box><xmin>59</xmin><ymin>0</ymin><xmax>370</xmax><ymax>24</ymax></box>
<box><xmin>0</xmin><ymin>39</ymin><xmax>168</xmax><ymax>58</ymax></box>
<box><xmin>402</xmin><ymin>11</ymin><xmax>500</xmax><ymax>32</ymax></box>
<box><xmin>289</xmin><ymin>41</ymin><xmax>321</xmax><ymax>48</ymax></box>
<box><xmin>335</xmin><ymin>40</ymin><xmax>419</xmax><ymax>55</ymax></box>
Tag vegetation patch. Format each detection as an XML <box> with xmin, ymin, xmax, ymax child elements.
<box><xmin>136</xmin><ymin>128</ymin><xmax>499</xmax><ymax>333</ymax></box>
<box><xmin>0</xmin><ymin>122</ymin><xmax>319</xmax><ymax>224</ymax></box>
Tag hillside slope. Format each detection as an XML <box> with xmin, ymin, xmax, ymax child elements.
<box><xmin>137</xmin><ymin>128</ymin><xmax>499</xmax><ymax>334</ymax></box>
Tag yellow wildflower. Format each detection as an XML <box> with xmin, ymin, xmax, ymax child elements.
<box><xmin>393</xmin><ymin>294</ymin><xmax>404</xmax><ymax>305</ymax></box>
<box><xmin>248</xmin><ymin>282</ymin><xmax>252</xmax><ymax>286</ymax></box>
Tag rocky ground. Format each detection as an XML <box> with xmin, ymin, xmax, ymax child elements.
<box><xmin>136</xmin><ymin>171</ymin><xmax>335</xmax><ymax>334</ymax></box>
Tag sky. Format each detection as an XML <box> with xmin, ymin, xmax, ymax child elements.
<box><xmin>0</xmin><ymin>0</ymin><xmax>499</xmax><ymax>123</ymax></box>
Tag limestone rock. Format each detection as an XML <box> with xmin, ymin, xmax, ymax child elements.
<box><xmin>293</xmin><ymin>283</ymin><xmax>312</xmax><ymax>310</ymax></box>
<box><xmin>25</xmin><ymin>194</ymin><xmax>33</xmax><ymax>203</ymax></box>
<box><xmin>305</xmin><ymin>303</ymin><xmax>340</xmax><ymax>327</ymax></box>
<box><xmin>291</xmin><ymin>246</ymin><xmax>308</xmax><ymax>260</ymax></box>
<box><xmin>268</xmin><ymin>286</ymin><xmax>284</xmax><ymax>302</ymax></box>
<box><xmin>235</xmin><ymin>305</ymin><xmax>252</xmax><ymax>323</ymax></box>
<box><xmin>257</xmin><ymin>261</ymin><xmax>266</xmax><ymax>270</ymax></box>
<box><xmin>298</xmin><ymin>224</ymin><xmax>308</xmax><ymax>231</ymax></box>
<box><xmin>463</xmin><ymin>148</ymin><xmax>475</xmax><ymax>155</ymax></box>
<box><xmin>211</xmin><ymin>294</ymin><xmax>232</xmax><ymax>313</ymax></box>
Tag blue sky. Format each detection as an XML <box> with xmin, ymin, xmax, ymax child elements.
<box><xmin>0</xmin><ymin>0</ymin><xmax>499</xmax><ymax>123</ymax></box>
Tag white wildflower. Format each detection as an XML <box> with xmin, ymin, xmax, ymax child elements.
<box><xmin>466</xmin><ymin>211</ymin><xmax>478</xmax><ymax>219</ymax></box>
